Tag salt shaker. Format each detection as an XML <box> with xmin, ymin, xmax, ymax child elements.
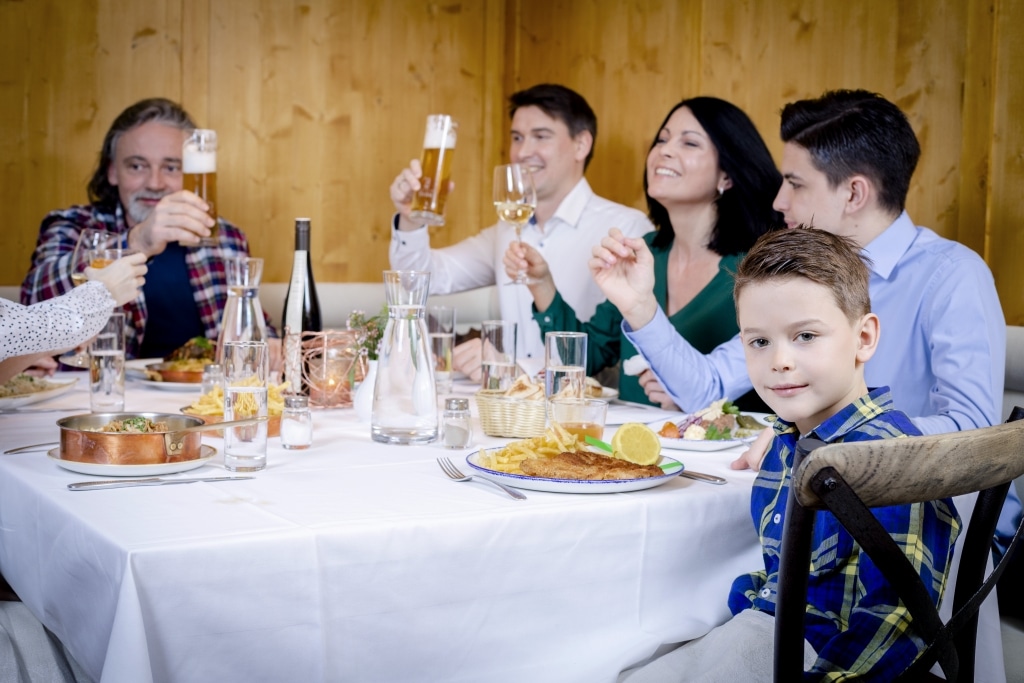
<box><xmin>201</xmin><ymin>363</ymin><xmax>223</xmax><ymax>396</ymax></box>
<box><xmin>281</xmin><ymin>394</ymin><xmax>313</xmax><ymax>449</ymax></box>
<box><xmin>442</xmin><ymin>397</ymin><xmax>472</xmax><ymax>449</ymax></box>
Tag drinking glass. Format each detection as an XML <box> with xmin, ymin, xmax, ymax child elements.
<box><xmin>62</xmin><ymin>231</ymin><xmax>131</xmax><ymax>368</ymax></box>
<box><xmin>549</xmin><ymin>397</ymin><xmax>608</xmax><ymax>440</ymax></box>
<box><xmin>89</xmin><ymin>312</ymin><xmax>126</xmax><ymax>412</ymax></box>
<box><xmin>544</xmin><ymin>331</ymin><xmax>587</xmax><ymax>399</ymax></box>
<box><xmin>428</xmin><ymin>305</ymin><xmax>456</xmax><ymax>395</ymax></box>
<box><xmin>222</xmin><ymin>341</ymin><xmax>269</xmax><ymax>472</ymax></box>
<box><xmin>409</xmin><ymin>114</ymin><xmax>457</xmax><ymax>226</ymax></box>
<box><xmin>493</xmin><ymin>163</ymin><xmax>537</xmax><ymax>285</ymax></box>
<box><xmin>183</xmin><ymin>128</ymin><xmax>218</xmax><ymax>245</ymax></box>
<box><xmin>481</xmin><ymin>320</ymin><xmax>517</xmax><ymax>391</ymax></box>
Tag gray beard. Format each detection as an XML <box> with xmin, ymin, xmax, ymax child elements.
<box><xmin>125</xmin><ymin>200</ymin><xmax>152</xmax><ymax>226</ymax></box>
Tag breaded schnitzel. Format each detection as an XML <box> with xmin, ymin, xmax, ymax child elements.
<box><xmin>520</xmin><ymin>451</ymin><xmax>663</xmax><ymax>480</ymax></box>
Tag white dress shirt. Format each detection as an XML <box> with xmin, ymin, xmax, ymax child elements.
<box><xmin>390</xmin><ymin>177</ymin><xmax>653</xmax><ymax>362</ymax></box>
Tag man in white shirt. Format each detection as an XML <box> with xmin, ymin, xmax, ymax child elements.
<box><xmin>388</xmin><ymin>84</ymin><xmax>652</xmax><ymax>378</ymax></box>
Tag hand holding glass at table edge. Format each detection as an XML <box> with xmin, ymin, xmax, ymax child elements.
<box><xmin>61</xmin><ymin>231</ymin><xmax>147</xmax><ymax>368</ymax></box>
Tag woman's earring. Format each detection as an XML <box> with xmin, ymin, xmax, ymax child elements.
<box><xmin>717</xmin><ymin>186</ymin><xmax>725</xmax><ymax>197</ymax></box>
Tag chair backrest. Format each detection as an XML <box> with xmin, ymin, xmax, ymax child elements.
<box><xmin>774</xmin><ymin>408</ymin><xmax>1024</xmax><ymax>682</ymax></box>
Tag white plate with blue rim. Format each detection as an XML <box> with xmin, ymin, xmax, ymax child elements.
<box><xmin>465</xmin><ymin>450</ymin><xmax>684</xmax><ymax>494</ymax></box>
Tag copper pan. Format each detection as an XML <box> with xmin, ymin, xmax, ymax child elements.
<box><xmin>56</xmin><ymin>413</ymin><xmax>267</xmax><ymax>465</ymax></box>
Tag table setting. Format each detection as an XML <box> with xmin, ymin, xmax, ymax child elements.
<box><xmin>0</xmin><ymin>357</ymin><xmax>766</xmax><ymax>683</ymax></box>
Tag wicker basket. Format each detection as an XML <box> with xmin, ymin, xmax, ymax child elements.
<box><xmin>474</xmin><ymin>390</ymin><xmax>547</xmax><ymax>438</ymax></box>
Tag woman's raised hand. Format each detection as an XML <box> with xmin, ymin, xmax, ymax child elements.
<box><xmin>589</xmin><ymin>228</ymin><xmax>659</xmax><ymax>329</ymax></box>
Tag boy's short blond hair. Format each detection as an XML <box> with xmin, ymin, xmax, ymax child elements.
<box><xmin>733</xmin><ymin>227</ymin><xmax>871</xmax><ymax>322</ymax></box>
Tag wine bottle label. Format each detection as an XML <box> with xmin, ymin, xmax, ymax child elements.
<box><xmin>284</xmin><ymin>250</ymin><xmax>308</xmax><ymax>334</ymax></box>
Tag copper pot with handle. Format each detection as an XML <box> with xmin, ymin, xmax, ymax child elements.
<box><xmin>56</xmin><ymin>412</ymin><xmax>267</xmax><ymax>465</ymax></box>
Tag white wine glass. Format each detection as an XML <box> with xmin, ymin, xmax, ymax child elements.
<box><xmin>493</xmin><ymin>163</ymin><xmax>537</xmax><ymax>285</ymax></box>
<box><xmin>69</xmin><ymin>228</ymin><xmax>116</xmax><ymax>287</ymax></box>
<box><xmin>61</xmin><ymin>229</ymin><xmax>130</xmax><ymax>368</ymax></box>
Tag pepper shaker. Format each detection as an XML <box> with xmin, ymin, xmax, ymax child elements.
<box><xmin>442</xmin><ymin>397</ymin><xmax>472</xmax><ymax>449</ymax></box>
<box><xmin>280</xmin><ymin>394</ymin><xmax>313</xmax><ymax>449</ymax></box>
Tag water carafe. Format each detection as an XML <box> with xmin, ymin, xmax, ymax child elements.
<box><xmin>216</xmin><ymin>257</ymin><xmax>268</xmax><ymax>363</ymax></box>
<box><xmin>371</xmin><ymin>270</ymin><xmax>438</xmax><ymax>444</ymax></box>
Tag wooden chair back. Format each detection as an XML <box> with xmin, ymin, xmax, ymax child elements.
<box><xmin>774</xmin><ymin>408</ymin><xmax>1024</xmax><ymax>682</ymax></box>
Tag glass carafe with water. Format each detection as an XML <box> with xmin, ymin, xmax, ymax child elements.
<box><xmin>216</xmin><ymin>257</ymin><xmax>268</xmax><ymax>363</ymax></box>
<box><xmin>371</xmin><ymin>270</ymin><xmax>438</xmax><ymax>444</ymax></box>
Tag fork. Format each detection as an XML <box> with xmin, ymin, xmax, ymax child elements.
<box><xmin>437</xmin><ymin>457</ymin><xmax>527</xmax><ymax>500</ymax></box>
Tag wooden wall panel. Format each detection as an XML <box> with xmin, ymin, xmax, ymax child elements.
<box><xmin>988</xmin><ymin>0</ymin><xmax>1024</xmax><ymax>325</ymax></box>
<box><xmin>503</xmin><ymin>0</ymin><xmax>704</xmax><ymax>211</ymax></box>
<box><xmin>0</xmin><ymin>0</ymin><xmax>1019</xmax><ymax>322</ymax></box>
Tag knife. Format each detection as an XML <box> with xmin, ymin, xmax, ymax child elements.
<box><xmin>67</xmin><ymin>476</ymin><xmax>254</xmax><ymax>491</ymax></box>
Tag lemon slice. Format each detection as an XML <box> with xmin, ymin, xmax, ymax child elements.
<box><xmin>610</xmin><ymin>422</ymin><xmax>661</xmax><ymax>466</ymax></box>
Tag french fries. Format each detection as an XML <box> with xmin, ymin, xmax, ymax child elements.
<box><xmin>185</xmin><ymin>379</ymin><xmax>288</xmax><ymax>417</ymax></box>
<box><xmin>478</xmin><ymin>424</ymin><xmax>582</xmax><ymax>474</ymax></box>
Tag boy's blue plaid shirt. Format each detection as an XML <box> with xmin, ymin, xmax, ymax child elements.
<box><xmin>729</xmin><ymin>387</ymin><xmax>961</xmax><ymax>681</ymax></box>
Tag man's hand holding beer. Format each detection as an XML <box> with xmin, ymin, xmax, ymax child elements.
<box><xmin>127</xmin><ymin>190</ymin><xmax>215</xmax><ymax>257</ymax></box>
<box><xmin>389</xmin><ymin>160</ymin><xmax>455</xmax><ymax>232</ymax></box>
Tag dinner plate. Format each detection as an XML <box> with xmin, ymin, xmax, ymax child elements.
<box><xmin>648</xmin><ymin>413</ymin><xmax>771</xmax><ymax>452</ymax></box>
<box><xmin>125</xmin><ymin>358</ymin><xmax>163</xmax><ymax>380</ymax></box>
<box><xmin>134</xmin><ymin>378</ymin><xmax>204</xmax><ymax>392</ymax></box>
<box><xmin>465</xmin><ymin>451</ymin><xmax>684</xmax><ymax>494</ymax></box>
<box><xmin>0</xmin><ymin>379</ymin><xmax>78</xmax><ymax>410</ymax></box>
<box><xmin>47</xmin><ymin>445</ymin><xmax>216</xmax><ymax>477</ymax></box>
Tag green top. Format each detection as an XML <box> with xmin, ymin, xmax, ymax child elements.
<box><xmin>534</xmin><ymin>232</ymin><xmax>743</xmax><ymax>405</ymax></box>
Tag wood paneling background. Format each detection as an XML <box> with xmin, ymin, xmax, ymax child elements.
<box><xmin>1</xmin><ymin>0</ymin><xmax>1021</xmax><ymax>323</ymax></box>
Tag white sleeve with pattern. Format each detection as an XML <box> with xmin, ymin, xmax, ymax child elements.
<box><xmin>0</xmin><ymin>281</ymin><xmax>116</xmax><ymax>360</ymax></box>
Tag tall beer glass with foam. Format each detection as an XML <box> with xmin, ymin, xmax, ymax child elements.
<box><xmin>183</xmin><ymin>129</ymin><xmax>218</xmax><ymax>245</ymax></box>
<box><xmin>409</xmin><ymin>115</ymin><xmax>457</xmax><ymax>226</ymax></box>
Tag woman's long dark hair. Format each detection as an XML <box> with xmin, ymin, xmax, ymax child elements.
<box><xmin>87</xmin><ymin>98</ymin><xmax>195</xmax><ymax>210</ymax></box>
<box><xmin>646</xmin><ymin>97</ymin><xmax>783</xmax><ymax>254</ymax></box>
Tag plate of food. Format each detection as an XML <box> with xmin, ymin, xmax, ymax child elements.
<box><xmin>0</xmin><ymin>375</ymin><xmax>78</xmax><ymax>410</ymax></box>
<box><xmin>181</xmin><ymin>381</ymin><xmax>288</xmax><ymax>437</ymax></box>
<box><xmin>47</xmin><ymin>445</ymin><xmax>216</xmax><ymax>477</ymax></box>
<box><xmin>141</xmin><ymin>337</ymin><xmax>217</xmax><ymax>384</ymax></box>
<box><xmin>464</xmin><ymin>425</ymin><xmax>684</xmax><ymax>494</ymax></box>
<box><xmin>650</xmin><ymin>400</ymin><xmax>770</xmax><ymax>452</ymax></box>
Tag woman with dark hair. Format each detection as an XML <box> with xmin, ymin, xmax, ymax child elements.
<box><xmin>504</xmin><ymin>97</ymin><xmax>781</xmax><ymax>408</ymax></box>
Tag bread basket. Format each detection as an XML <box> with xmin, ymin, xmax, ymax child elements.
<box><xmin>474</xmin><ymin>390</ymin><xmax>546</xmax><ymax>438</ymax></box>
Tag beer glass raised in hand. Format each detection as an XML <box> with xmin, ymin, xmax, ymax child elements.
<box><xmin>183</xmin><ymin>128</ymin><xmax>218</xmax><ymax>245</ymax></box>
<box><xmin>409</xmin><ymin>114</ymin><xmax>457</xmax><ymax>226</ymax></box>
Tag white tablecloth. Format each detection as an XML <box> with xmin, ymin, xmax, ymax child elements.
<box><xmin>0</xmin><ymin>375</ymin><xmax>763</xmax><ymax>683</ymax></box>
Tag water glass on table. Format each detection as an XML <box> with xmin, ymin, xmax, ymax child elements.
<box><xmin>544</xmin><ymin>331</ymin><xmax>587</xmax><ymax>399</ymax></box>
<box><xmin>481</xmin><ymin>320</ymin><xmax>517</xmax><ymax>391</ymax></box>
<box><xmin>548</xmin><ymin>397</ymin><xmax>608</xmax><ymax>440</ymax></box>
<box><xmin>428</xmin><ymin>305</ymin><xmax>456</xmax><ymax>395</ymax></box>
<box><xmin>89</xmin><ymin>312</ymin><xmax>126</xmax><ymax>412</ymax></box>
<box><xmin>222</xmin><ymin>341</ymin><xmax>269</xmax><ymax>472</ymax></box>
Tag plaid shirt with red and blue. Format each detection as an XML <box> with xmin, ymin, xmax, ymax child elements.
<box><xmin>729</xmin><ymin>387</ymin><xmax>961</xmax><ymax>681</ymax></box>
<box><xmin>20</xmin><ymin>202</ymin><xmax>273</xmax><ymax>359</ymax></box>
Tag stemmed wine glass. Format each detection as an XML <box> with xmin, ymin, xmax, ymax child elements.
<box><xmin>69</xmin><ymin>228</ymin><xmax>117</xmax><ymax>287</ymax></box>
<box><xmin>493</xmin><ymin>163</ymin><xmax>538</xmax><ymax>285</ymax></box>
<box><xmin>60</xmin><ymin>229</ymin><xmax>129</xmax><ymax>367</ymax></box>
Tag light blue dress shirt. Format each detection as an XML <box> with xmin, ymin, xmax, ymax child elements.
<box><xmin>626</xmin><ymin>212</ymin><xmax>1019</xmax><ymax>536</ymax></box>
<box><xmin>625</xmin><ymin>212</ymin><xmax>1006</xmax><ymax>435</ymax></box>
